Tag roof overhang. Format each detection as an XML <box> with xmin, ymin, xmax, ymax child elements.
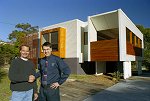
<box><xmin>89</xmin><ymin>10</ymin><xmax>119</xmax><ymax>31</ymax></box>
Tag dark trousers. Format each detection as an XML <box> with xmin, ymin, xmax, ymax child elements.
<box><xmin>39</xmin><ymin>86</ymin><xmax>60</xmax><ymax>101</ymax></box>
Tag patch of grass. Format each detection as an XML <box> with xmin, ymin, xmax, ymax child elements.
<box><xmin>0</xmin><ymin>68</ymin><xmax>11</xmax><ymax>101</ymax></box>
<box><xmin>69</xmin><ymin>74</ymin><xmax>93</xmax><ymax>80</ymax></box>
<box><xmin>0</xmin><ymin>68</ymin><xmax>7</xmax><ymax>82</ymax></box>
<box><xmin>0</xmin><ymin>69</ymin><xmax>116</xmax><ymax>101</ymax></box>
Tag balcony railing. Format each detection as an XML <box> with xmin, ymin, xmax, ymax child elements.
<box><xmin>90</xmin><ymin>39</ymin><xmax>119</xmax><ymax>61</ymax></box>
<box><xmin>126</xmin><ymin>41</ymin><xmax>142</xmax><ymax>56</ymax></box>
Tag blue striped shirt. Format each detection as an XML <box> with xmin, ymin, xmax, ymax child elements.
<box><xmin>36</xmin><ymin>54</ymin><xmax>71</xmax><ymax>85</ymax></box>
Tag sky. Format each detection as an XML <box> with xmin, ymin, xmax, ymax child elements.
<box><xmin>0</xmin><ymin>0</ymin><xmax>150</xmax><ymax>42</ymax></box>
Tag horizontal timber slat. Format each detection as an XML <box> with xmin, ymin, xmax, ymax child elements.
<box><xmin>91</xmin><ymin>39</ymin><xmax>119</xmax><ymax>61</ymax></box>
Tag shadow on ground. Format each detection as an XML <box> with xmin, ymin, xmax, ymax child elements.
<box><xmin>84</xmin><ymin>72</ymin><xmax>150</xmax><ymax>101</ymax></box>
<box><xmin>60</xmin><ymin>80</ymin><xmax>108</xmax><ymax>101</ymax></box>
<box><xmin>132</xmin><ymin>70</ymin><xmax>150</xmax><ymax>77</ymax></box>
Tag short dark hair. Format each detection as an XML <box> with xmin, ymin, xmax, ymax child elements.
<box><xmin>19</xmin><ymin>45</ymin><xmax>30</xmax><ymax>51</ymax></box>
<box><xmin>42</xmin><ymin>42</ymin><xmax>52</xmax><ymax>48</ymax></box>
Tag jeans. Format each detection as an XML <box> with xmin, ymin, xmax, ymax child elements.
<box><xmin>10</xmin><ymin>89</ymin><xmax>33</xmax><ymax>101</ymax></box>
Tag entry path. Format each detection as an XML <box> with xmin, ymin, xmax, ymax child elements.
<box><xmin>84</xmin><ymin>73</ymin><xmax>150</xmax><ymax>101</ymax></box>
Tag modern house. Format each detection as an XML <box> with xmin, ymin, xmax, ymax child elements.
<box><xmin>31</xmin><ymin>9</ymin><xmax>143</xmax><ymax>79</ymax></box>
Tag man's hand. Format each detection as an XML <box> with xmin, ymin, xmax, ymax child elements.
<box><xmin>28</xmin><ymin>75</ymin><xmax>35</xmax><ymax>83</ymax></box>
<box><xmin>50</xmin><ymin>82</ymin><xmax>60</xmax><ymax>89</ymax></box>
<box><xmin>34</xmin><ymin>93</ymin><xmax>38</xmax><ymax>101</ymax></box>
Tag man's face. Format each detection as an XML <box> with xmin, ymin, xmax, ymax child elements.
<box><xmin>20</xmin><ymin>46</ymin><xmax>30</xmax><ymax>58</ymax></box>
<box><xmin>42</xmin><ymin>46</ymin><xmax>52</xmax><ymax>57</ymax></box>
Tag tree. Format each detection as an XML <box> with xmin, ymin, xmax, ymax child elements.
<box><xmin>137</xmin><ymin>25</ymin><xmax>150</xmax><ymax>70</ymax></box>
<box><xmin>0</xmin><ymin>23</ymin><xmax>39</xmax><ymax>67</ymax></box>
<box><xmin>4</xmin><ymin>23</ymin><xmax>38</xmax><ymax>59</ymax></box>
<box><xmin>0</xmin><ymin>44</ymin><xmax>17</xmax><ymax>66</ymax></box>
<box><xmin>8</xmin><ymin>23</ymin><xmax>39</xmax><ymax>47</ymax></box>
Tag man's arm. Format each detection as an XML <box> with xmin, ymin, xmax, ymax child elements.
<box><xmin>31</xmin><ymin>64</ymin><xmax>38</xmax><ymax>100</ymax></box>
<box><xmin>57</xmin><ymin>58</ymin><xmax>71</xmax><ymax>85</ymax></box>
<box><xmin>34</xmin><ymin>64</ymin><xmax>41</xmax><ymax>78</ymax></box>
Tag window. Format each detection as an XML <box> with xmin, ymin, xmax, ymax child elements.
<box><xmin>138</xmin><ymin>38</ymin><xmax>142</xmax><ymax>48</ymax></box>
<box><xmin>139</xmin><ymin>39</ymin><xmax>142</xmax><ymax>48</ymax></box>
<box><xmin>50</xmin><ymin>31</ymin><xmax>58</xmax><ymax>51</ymax></box>
<box><xmin>132</xmin><ymin>33</ymin><xmax>135</xmax><ymax>45</ymax></box>
<box><xmin>126</xmin><ymin>27</ymin><xmax>142</xmax><ymax>47</ymax></box>
<box><xmin>126</xmin><ymin>28</ymin><xmax>130</xmax><ymax>42</ymax></box>
<box><xmin>40</xmin><ymin>27</ymin><xmax>66</xmax><ymax>58</ymax></box>
<box><xmin>135</xmin><ymin>36</ymin><xmax>138</xmax><ymax>47</ymax></box>
<box><xmin>84</xmin><ymin>32</ymin><xmax>88</xmax><ymax>45</ymax></box>
<box><xmin>42</xmin><ymin>33</ymin><xmax>49</xmax><ymax>44</ymax></box>
<box><xmin>42</xmin><ymin>31</ymin><xmax>58</xmax><ymax>51</ymax></box>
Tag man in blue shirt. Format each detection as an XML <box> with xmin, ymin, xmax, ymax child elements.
<box><xmin>36</xmin><ymin>42</ymin><xmax>71</xmax><ymax>101</ymax></box>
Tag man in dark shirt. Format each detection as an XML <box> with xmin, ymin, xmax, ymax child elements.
<box><xmin>8</xmin><ymin>45</ymin><xmax>38</xmax><ymax>101</ymax></box>
<box><xmin>36</xmin><ymin>42</ymin><xmax>71</xmax><ymax>101</ymax></box>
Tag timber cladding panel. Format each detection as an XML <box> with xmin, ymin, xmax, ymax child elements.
<box><xmin>91</xmin><ymin>39</ymin><xmax>119</xmax><ymax>61</ymax></box>
<box><xmin>21</xmin><ymin>33</ymin><xmax>38</xmax><ymax>65</ymax></box>
<box><xmin>126</xmin><ymin>41</ymin><xmax>142</xmax><ymax>56</ymax></box>
<box><xmin>40</xmin><ymin>27</ymin><xmax>66</xmax><ymax>58</ymax></box>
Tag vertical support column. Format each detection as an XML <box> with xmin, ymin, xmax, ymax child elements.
<box><xmin>136</xmin><ymin>61</ymin><xmax>142</xmax><ymax>75</ymax></box>
<box><xmin>95</xmin><ymin>62</ymin><xmax>98</xmax><ymax>75</ymax></box>
<box><xmin>128</xmin><ymin>61</ymin><xmax>132</xmax><ymax>77</ymax></box>
<box><xmin>123</xmin><ymin>61</ymin><xmax>132</xmax><ymax>79</ymax></box>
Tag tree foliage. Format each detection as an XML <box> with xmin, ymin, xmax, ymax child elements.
<box><xmin>0</xmin><ymin>23</ymin><xmax>39</xmax><ymax>66</ymax></box>
<box><xmin>137</xmin><ymin>25</ymin><xmax>150</xmax><ymax>69</ymax></box>
<box><xmin>8</xmin><ymin>23</ymin><xmax>39</xmax><ymax>47</ymax></box>
<box><xmin>0</xmin><ymin>44</ymin><xmax>17</xmax><ymax>66</ymax></box>
<box><xmin>8</xmin><ymin>23</ymin><xmax>39</xmax><ymax>56</ymax></box>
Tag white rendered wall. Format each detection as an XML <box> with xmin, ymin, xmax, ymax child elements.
<box><xmin>90</xmin><ymin>11</ymin><xmax>118</xmax><ymax>31</ymax></box>
<box><xmin>118</xmin><ymin>9</ymin><xmax>143</xmax><ymax>61</ymax></box>
<box><xmin>84</xmin><ymin>45</ymin><xmax>88</xmax><ymax>61</ymax></box>
<box><xmin>118</xmin><ymin>10</ymin><xmax>126</xmax><ymax>61</ymax></box>
<box><xmin>88</xmin><ymin>16</ymin><xmax>97</xmax><ymax>61</ymax></box>
<box><xmin>41</xmin><ymin>19</ymin><xmax>86</xmax><ymax>58</ymax></box>
<box><xmin>77</xmin><ymin>20</ymin><xmax>88</xmax><ymax>63</ymax></box>
<box><xmin>126</xmin><ymin>55</ymin><xmax>143</xmax><ymax>61</ymax></box>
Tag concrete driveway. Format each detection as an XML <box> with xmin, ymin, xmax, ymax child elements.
<box><xmin>84</xmin><ymin>72</ymin><xmax>150</xmax><ymax>101</ymax></box>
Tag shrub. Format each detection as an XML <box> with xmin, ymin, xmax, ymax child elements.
<box><xmin>112</xmin><ymin>71</ymin><xmax>122</xmax><ymax>82</ymax></box>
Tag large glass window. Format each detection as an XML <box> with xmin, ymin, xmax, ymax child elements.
<box><xmin>50</xmin><ymin>31</ymin><xmax>58</xmax><ymax>51</ymax></box>
<box><xmin>42</xmin><ymin>33</ymin><xmax>49</xmax><ymax>44</ymax></box>
<box><xmin>126</xmin><ymin>28</ymin><xmax>130</xmax><ymax>42</ymax></box>
<box><xmin>42</xmin><ymin>31</ymin><xmax>58</xmax><ymax>51</ymax></box>
<box><xmin>126</xmin><ymin>27</ymin><xmax>142</xmax><ymax>48</ymax></box>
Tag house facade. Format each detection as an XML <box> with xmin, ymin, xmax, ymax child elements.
<box><xmin>38</xmin><ymin>9</ymin><xmax>143</xmax><ymax>79</ymax></box>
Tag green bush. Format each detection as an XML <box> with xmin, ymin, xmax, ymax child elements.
<box><xmin>112</xmin><ymin>71</ymin><xmax>122</xmax><ymax>82</ymax></box>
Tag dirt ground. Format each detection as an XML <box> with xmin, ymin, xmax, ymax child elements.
<box><xmin>60</xmin><ymin>75</ymin><xmax>116</xmax><ymax>101</ymax></box>
<box><xmin>1</xmin><ymin>66</ymin><xmax>116</xmax><ymax>101</ymax></box>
